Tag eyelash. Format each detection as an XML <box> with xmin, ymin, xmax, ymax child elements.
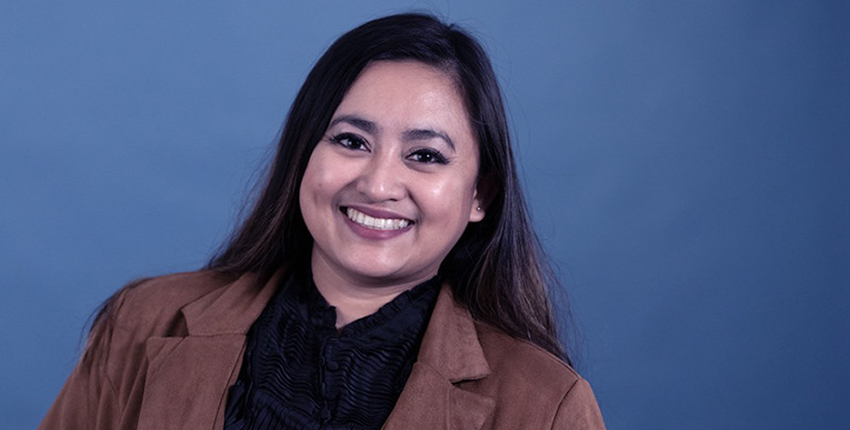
<box><xmin>408</xmin><ymin>148</ymin><xmax>449</xmax><ymax>165</ymax></box>
<box><xmin>329</xmin><ymin>132</ymin><xmax>367</xmax><ymax>151</ymax></box>
<box><xmin>329</xmin><ymin>133</ymin><xmax>450</xmax><ymax>165</ymax></box>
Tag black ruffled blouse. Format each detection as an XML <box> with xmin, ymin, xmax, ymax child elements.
<box><xmin>223</xmin><ymin>272</ymin><xmax>440</xmax><ymax>430</ymax></box>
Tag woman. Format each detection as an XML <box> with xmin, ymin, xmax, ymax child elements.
<box><xmin>40</xmin><ymin>13</ymin><xmax>605</xmax><ymax>430</ymax></box>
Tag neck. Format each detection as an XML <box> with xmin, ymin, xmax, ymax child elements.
<box><xmin>310</xmin><ymin>255</ymin><xmax>434</xmax><ymax>329</ymax></box>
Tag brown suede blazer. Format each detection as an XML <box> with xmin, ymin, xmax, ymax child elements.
<box><xmin>40</xmin><ymin>271</ymin><xmax>605</xmax><ymax>430</ymax></box>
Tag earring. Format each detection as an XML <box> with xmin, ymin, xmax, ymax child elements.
<box><xmin>476</xmin><ymin>206</ymin><xmax>482</xmax><ymax>211</ymax></box>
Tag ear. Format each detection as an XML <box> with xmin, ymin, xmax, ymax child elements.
<box><xmin>468</xmin><ymin>177</ymin><xmax>493</xmax><ymax>223</ymax></box>
<box><xmin>468</xmin><ymin>189</ymin><xmax>485</xmax><ymax>223</ymax></box>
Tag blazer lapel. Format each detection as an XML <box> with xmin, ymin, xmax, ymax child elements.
<box><xmin>383</xmin><ymin>286</ymin><xmax>495</xmax><ymax>430</ymax></box>
<box><xmin>136</xmin><ymin>335</ymin><xmax>246</xmax><ymax>430</ymax></box>
<box><xmin>136</xmin><ymin>271</ymin><xmax>282</xmax><ymax>430</ymax></box>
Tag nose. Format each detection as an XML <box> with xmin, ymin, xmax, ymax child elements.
<box><xmin>355</xmin><ymin>149</ymin><xmax>407</xmax><ymax>202</ymax></box>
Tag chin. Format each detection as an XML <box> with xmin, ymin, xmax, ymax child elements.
<box><xmin>349</xmin><ymin>266</ymin><xmax>409</xmax><ymax>283</ymax></box>
<box><xmin>344</xmin><ymin>263</ymin><xmax>429</xmax><ymax>286</ymax></box>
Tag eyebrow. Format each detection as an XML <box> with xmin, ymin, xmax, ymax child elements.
<box><xmin>329</xmin><ymin>115</ymin><xmax>377</xmax><ymax>134</ymax></box>
<box><xmin>328</xmin><ymin>114</ymin><xmax>456</xmax><ymax>152</ymax></box>
<box><xmin>402</xmin><ymin>128</ymin><xmax>456</xmax><ymax>152</ymax></box>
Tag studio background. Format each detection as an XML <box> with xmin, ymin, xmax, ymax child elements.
<box><xmin>1</xmin><ymin>1</ymin><xmax>847</xmax><ymax>428</ymax></box>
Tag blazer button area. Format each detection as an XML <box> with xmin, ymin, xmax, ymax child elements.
<box><xmin>326</xmin><ymin>360</ymin><xmax>340</xmax><ymax>371</ymax></box>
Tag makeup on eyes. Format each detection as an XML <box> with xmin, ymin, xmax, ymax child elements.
<box><xmin>328</xmin><ymin>130</ymin><xmax>452</xmax><ymax>165</ymax></box>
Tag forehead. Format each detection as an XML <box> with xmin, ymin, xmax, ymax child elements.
<box><xmin>333</xmin><ymin>61</ymin><xmax>475</xmax><ymax>147</ymax></box>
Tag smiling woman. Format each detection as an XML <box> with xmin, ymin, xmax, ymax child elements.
<box><xmin>39</xmin><ymin>13</ymin><xmax>605</xmax><ymax>430</ymax></box>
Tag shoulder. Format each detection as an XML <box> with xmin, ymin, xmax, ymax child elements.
<box><xmin>426</xmin><ymin>285</ymin><xmax>593</xmax><ymax>404</ymax></box>
<box><xmin>470</xmin><ymin>322</ymin><xmax>606</xmax><ymax>429</ymax></box>
<box><xmin>473</xmin><ymin>321</ymin><xmax>581</xmax><ymax>396</ymax></box>
<box><xmin>106</xmin><ymin>270</ymin><xmax>237</xmax><ymax>337</ymax></box>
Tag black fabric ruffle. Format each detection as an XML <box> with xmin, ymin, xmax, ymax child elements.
<box><xmin>223</xmin><ymin>271</ymin><xmax>440</xmax><ymax>430</ymax></box>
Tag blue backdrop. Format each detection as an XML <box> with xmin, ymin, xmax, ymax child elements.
<box><xmin>2</xmin><ymin>1</ymin><xmax>847</xmax><ymax>428</ymax></box>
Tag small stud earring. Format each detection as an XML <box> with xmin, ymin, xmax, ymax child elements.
<box><xmin>476</xmin><ymin>206</ymin><xmax>482</xmax><ymax>211</ymax></box>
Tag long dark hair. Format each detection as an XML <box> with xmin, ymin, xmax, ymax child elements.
<box><xmin>207</xmin><ymin>13</ymin><xmax>572</xmax><ymax>363</ymax></box>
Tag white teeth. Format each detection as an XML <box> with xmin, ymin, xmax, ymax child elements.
<box><xmin>346</xmin><ymin>207</ymin><xmax>410</xmax><ymax>231</ymax></box>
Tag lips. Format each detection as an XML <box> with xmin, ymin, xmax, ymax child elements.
<box><xmin>343</xmin><ymin>207</ymin><xmax>412</xmax><ymax>231</ymax></box>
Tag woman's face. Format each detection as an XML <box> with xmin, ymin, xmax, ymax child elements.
<box><xmin>299</xmin><ymin>60</ymin><xmax>484</xmax><ymax>289</ymax></box>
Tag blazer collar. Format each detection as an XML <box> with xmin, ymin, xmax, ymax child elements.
<box><xmin>178</xmin><ymin>273</ymin><xmax>494</xmax><ymax>384</ymax></box>
<box><xmin>173</xmin><ymin>273</ymin><xmax>495</xmax><ymax>430</ymax></box>
<box><xmin>179</xmin><ymin>272</ymin><xmax>489</xmax><ymax>378</ymax></box>
<box><xmin>383</xmin><ymin>285</ymin><xmax>495</xmax><ymax>430</ymax></box>
<box><xmin>416</xmin><ymin>285</ymin><xmax>491</xmax><ymax>382</ymax></box>
<box><xmin>181</xmin><ymin>270</ymin><xmax>283</xmax><ymax>336</ymax></box>
<box><xmin>136</xmin><ymin>271</ymin><xmax>284</xmax><ymax>430</ymax></box>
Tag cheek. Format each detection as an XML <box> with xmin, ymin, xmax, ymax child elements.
<box><xmin>419</xmin><ymin>178</ymin><xmax>476</xmax><ymax>225</ymax></box>
<box><xmin>299</xmin><ymin>165</ymin><xmax>328</xmax><ymax>221</ymax></box>
<box><xmin>301</xmin><ymin>150</ymin><xmax>337</xmax><ymax>203</ymax></box>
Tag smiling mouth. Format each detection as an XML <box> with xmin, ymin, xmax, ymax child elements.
<box><xmin>343</xmin><ymin>207</ymin><xmax>412</xmax><ymax>231</ymax></box>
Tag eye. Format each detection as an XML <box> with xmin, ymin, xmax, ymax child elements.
<box><xmin>408</xmin><ymin>148</ymin><xmax>449</xmax><ymax>165</ymax></box>
<box><xmin>330</xmin><ymin>133</ymin><xmax>368</xmax><ymax>151</ymax></box>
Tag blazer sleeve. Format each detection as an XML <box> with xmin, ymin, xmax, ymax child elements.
<box><xmin>38</xmin><ymin>336</ymin><xmax>121</xmax><ymax>430</ymax></box>
<box><xmin>550</xmin><ymin>378</ymin><xmax>606</xmax><ymax>430</ymax></box>
<box><xmin>38</xmin><ymin>285</ymin><xmax>137</xmax><ymax>430</ymax></box>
